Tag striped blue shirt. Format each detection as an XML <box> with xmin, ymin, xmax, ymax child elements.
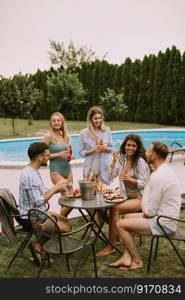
<box><xmin>19</xmin><ymin>165</ymin><xmax>48</xmax><ymax>218</ymax></box>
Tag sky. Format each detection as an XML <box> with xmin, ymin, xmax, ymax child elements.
<box><xmin>0</xmin><ymin>0</ymin><xmax>185</xmax><ymax>78</ymax></box>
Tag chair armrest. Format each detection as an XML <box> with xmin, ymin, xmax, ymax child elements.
<box><xmin>60</xmin><ymin>222</ymin><xmax>93</xmax><ymax>237</ymax></box>
<box><xmin>45</xmin><ymin>202</ymin><xmax>50</xmax><ymax>211</ymax></box>
<box><xmin>157</xmin><ymin>215</ymin><xmax>185</xmax><ymax>236</ymax></box>
<box><xmin>157</xmin><ymin>215</ymin><xmax>185</xmax><ymax>223</ymax></box>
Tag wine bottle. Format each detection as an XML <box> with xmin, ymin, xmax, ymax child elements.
<box><xmin>87</xmin><ymin>169</ymin><xmax>96</xmax><ymax>182</ymax></box>
<box><xmin>99</xmin><ymin>138</ymin><xmax>103</xmax><ymax>145</ymax></box>
<box><xmin>67</xmin><ymin>145</ymin><xmax>72</xmax><ymax>160</ymax></box>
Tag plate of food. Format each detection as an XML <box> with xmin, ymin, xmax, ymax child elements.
<box><xmin>103</xmin><ymin>189</ymin><xmax>120</xmax><ymax>198</ymax></box>
<box><xmin>67</xmin><ymin>188</ymin><xmax>81</xmax><ymax>198</ymax></box>
<box><xmin>105</xmin><ymin>197</ymin><xmax>125</xmax><ymax>203</ymax></box>
<box><xmin>103</xmin><ymin>190</ymin><xmax>121</xmax><ymax>199</ymax></box>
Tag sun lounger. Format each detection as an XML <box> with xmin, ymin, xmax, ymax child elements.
<box><xmin>168</xmin><ymin>142</ymin><xmax>185</xmax><ymax>164</ymax></box>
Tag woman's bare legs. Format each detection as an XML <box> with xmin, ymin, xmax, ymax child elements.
<box><xmin>110</xmin><ymin>213</ymin><xmax>151</xmax><ymax>270</ymax></box>
<box><xmin>50</xmin><ymin>171</ymin><xmax>73</xmax><ymax>217</ymax></box>
<box><xmin>96</xmin><ymin>198</ymin><xmax>142</xmax><ymax>257</ymax></box>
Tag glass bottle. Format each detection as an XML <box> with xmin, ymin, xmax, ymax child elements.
<box><xmin>87</xmin><ymin>169</ymin><xmax>96</xmax><ymax>182</ymax></box>
<box><xmin>67</xmin><ymin>145</ymin><xmax>72</xmax><ymax>160</ymax></box>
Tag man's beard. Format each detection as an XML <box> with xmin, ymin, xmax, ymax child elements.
<box><xmin>41</xmin><ymin>161</ymin><xmax>48</xmax><ymax>167</ymax></box>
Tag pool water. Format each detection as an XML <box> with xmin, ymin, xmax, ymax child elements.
<box><xmin>0</xmin><ymin>130</ymin><xmax>185</xmax><ymax>162</ymax></box>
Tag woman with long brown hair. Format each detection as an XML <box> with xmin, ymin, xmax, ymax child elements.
<box><xmin>96</xmin><ymin>134</ymin><xmax>151</xmax><ymax>257</ymax></box>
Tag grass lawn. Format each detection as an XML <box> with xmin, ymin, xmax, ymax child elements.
<box><xmin>0</xmin><ymin>118</ymin><xmax>180</xmax><ymax>139</ymax></box>
<box><xmin>0</xmin><ymin>209</ymin><xmax>185</xmax><ymax>278</ymax></box>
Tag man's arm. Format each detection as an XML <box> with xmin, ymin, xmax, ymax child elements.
<box><xmin>26</xmin><ymin>180</ymin><xmax>68</xmax><ymax>208</ymax></box>
<box><xmin>43</xmin><ymin>181</ymin><xmax>67</xmax><ymax>203</ymax></box>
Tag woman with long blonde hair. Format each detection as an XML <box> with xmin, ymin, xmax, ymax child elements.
<box><xmin>79</xmin><ymin>106</ymin><xmax>113</xmax><ymax>185</ymax></box>
<box><xmin>43</xmin><ymin>112</ymin><xmax>74</xmax><ymax>217</ymax></box>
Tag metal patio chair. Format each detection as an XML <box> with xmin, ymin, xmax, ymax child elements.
<box><xmin>147</xmin><ymin>215</ymin><xmax>185</xmax><ymax>273</ymax></box>
<box><xmin>28</xmin><ymin>208</ymin><xmax>97</xmax><ymax>278</ymax></box>
<box><xmin>181</xmin><ymin>193</ymin><xmax>185</xmax><ymax>209</ymax></box>
<box><xmin>0</xmin><ymin>192</ymin><xmax>33</xmax><ymax>268</ymax></box>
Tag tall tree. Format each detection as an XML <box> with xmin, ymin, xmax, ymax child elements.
<box><xmin>152</xmin><ymin>51</ymin><xmax>167</xmax><ymax>123</ymax></box>
<box><xmin>49</xmin><ymin>40</ymin><xmax>106</xmax><ymax>71</ymax></box>
<box><xmin>30</xmin><ymin>67</ymin><xmax>57</xmax><ymax>119</ymax></box>
<box><xmin>165</xmin><ymin>46</ymin><xmax>182</xmax><ymax>124</ymax></box>
<box><xmin>127</xmin><ymin>59</ymin><xmax>141</xmax><ymax>121</ymax></box>
<box><xmin>135</xmin><ymin>56</ymin><xmax>151</xmax><ymax>122</ymax></box>
<box><xmin>90</xmin><ymin>60</ymin><xmax>102</xmax><ymax>106</ymax></box>
<box><xmin>100</xmin><ymin>88</ymin><xmax>127</xmax><ymax>121</ymax></box>
<box><xmin>0</xmin><ymin>74</ymin><xmax>42</xmax><ymax>134</ymax></box>
<box><xmin>146</xmin><ymin>54</ymin><xmax>156</xmax><ymax>122</ymax></box>
<box><xmin>179</xmin><ymin>51</ymin><xmax>185</xmax><ymax>124</ymax></box>
<box><xmin>46</xmin><ymin>70</ymin><xmax>87</xmax><ymax>120</ymax></box>
<box><xmin>122</xmin><ymin>58</ymin><xmax>132</xmax><ymax>121</ymax></box>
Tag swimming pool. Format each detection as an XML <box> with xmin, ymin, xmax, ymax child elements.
<box><xmin>0</xmin><ymin>130</ymin><xmax>185</xmax><ymax>162</ymax></box>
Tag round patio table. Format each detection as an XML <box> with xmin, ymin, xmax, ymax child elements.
<box><xmin>58</xmin><ymin>196</ymin><xmax>123</xmax><ymax>254</ymax></box>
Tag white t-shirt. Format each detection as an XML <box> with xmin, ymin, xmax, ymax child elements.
<box><xmin>142</xmin><ymin>163</ymin><xmax>181</xmax><ymax>232</ymax></box>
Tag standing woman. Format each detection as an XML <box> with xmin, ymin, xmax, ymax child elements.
<box><xmin>43</xmin><ymin>112</ymin><xmax>73</xmax><ymax>217</ymax></box>
<box><xmin>78</xmin><ymin>106</ymin><xmax>113</xmax><ymax>186</ymax></box>
<box><xmin>96</xmin><ymin>134</ymin><xmax>151</xmax><ymax>257</ymax></box>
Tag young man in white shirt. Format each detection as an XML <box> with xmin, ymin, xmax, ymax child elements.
<box><xmin>108</xmin><ymin>141</ymin><xmax>181</xmax><ymax>270</ymax></box>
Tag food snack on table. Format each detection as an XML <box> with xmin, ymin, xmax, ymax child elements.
<box><xmin>73</xmin><ymin>188</ymin><xmax>81</xmax><ymax>197</ymax></box>
<box><xmin>103</xmin><ymin>189</ymin><xmax>122</xmax><ymax>201</ymax></box>
<box><xmin>103</xmin><ymin>188</ymin><xmax>120</xmax><ymax>196</ymax></box>
<box><xmin>102</xmin><ymin>189</ymin><xmax>113</xmax><ymax>195</ymax></box>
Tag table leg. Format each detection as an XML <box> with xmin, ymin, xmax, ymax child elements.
<box><xmin>86</xmin><ymin>208</ymin><xmax>122</xmax><ymax>255</ymax></box>
<box><xmin>79</xmin><ymin>209</ymin><xmax>106</xmax><ymax>241</ymax></box>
